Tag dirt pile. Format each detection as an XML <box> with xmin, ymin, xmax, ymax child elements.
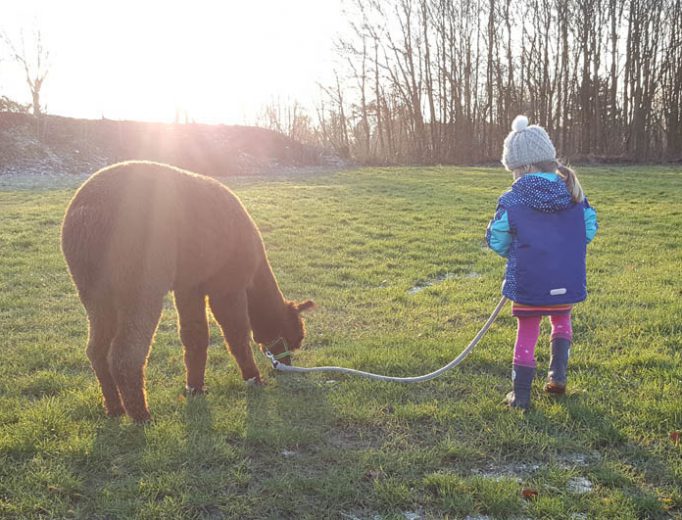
<box><xmin>0</xmin><ymin>112</ymin><xmax>343</xmax><ymax>177</ymax></box>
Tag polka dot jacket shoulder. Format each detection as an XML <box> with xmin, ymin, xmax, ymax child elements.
<box><xmin>485</xmin><ymin>173</ymin><xmax>598</xmax><ymax>306</ymax></box>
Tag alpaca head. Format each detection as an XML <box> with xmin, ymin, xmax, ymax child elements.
<box><xmin>257</xmin><ymin>300</ymin><xmax>315</xmax><ymax>365</ymax></box>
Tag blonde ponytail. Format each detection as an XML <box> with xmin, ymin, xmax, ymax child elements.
<box><xmin>512</xmin><ymin>161</ymin><xmax>586</xmax><ymax>203</ymax></box>
<box><xmin>557</xmin><ymin>163</ymin><xmax>584</xmax><ymax>203</ymax></box>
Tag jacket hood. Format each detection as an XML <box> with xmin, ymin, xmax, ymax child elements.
<box><xmin>506</xmin><ymin>174</ymin><xmax>574</xmax><ymax>212</ymax></box>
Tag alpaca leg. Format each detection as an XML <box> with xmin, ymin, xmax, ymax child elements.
<box><xmin>109</xmin><ymin>296</ymin><xmax>163</xmax><ymax>423</ymax></box>
<box><xmin>208</xmin><ymin>290</ymin><xmax>261</xmax><ymax>383</ymax></box>
<box><xmin>174</xmin><ymin>288</ymin><xmax>209</xmax><ymax>394</ymax></box>
<box><xmin>85</xmin><ymin>300</ymin><xmax>124</xmax><ymax>417</ymax></box>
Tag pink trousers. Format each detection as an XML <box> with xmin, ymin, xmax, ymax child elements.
<box><xmin>513</xmin><ymin>314</ymin><xmax>573</xmax><ymax>367</ymax></box>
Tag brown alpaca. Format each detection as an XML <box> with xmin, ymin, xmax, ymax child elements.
<box><xmin>61</xmin><ymin>161</ymin><xmax>314</xmax><ymax>422</ymax></box>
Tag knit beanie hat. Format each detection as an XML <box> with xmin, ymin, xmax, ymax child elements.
<box><xmin>501</xmin><ymin>115</ymin><xmax>556</xmax><ymax>171</ymax></box>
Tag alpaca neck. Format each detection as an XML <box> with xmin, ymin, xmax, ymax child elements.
<box><xmin>247</xmin><ymin>258</ymin><xmax>287</xmax><ymax>340</ymax></box>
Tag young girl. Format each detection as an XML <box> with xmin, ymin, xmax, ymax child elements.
<box><xmin>486</xmin><ymin>115</ymin><xmax>598</xmax><ymax>410</ymax></box>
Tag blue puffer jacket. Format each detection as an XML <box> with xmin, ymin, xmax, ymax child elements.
<box><xmin>486</xmin><ymin>173</ymin><xmax>598</xmax><ymax>305</ymax></box>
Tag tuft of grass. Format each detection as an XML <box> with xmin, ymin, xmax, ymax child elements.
<box><xmin>1</xmin><ymin>165</ymin><xmax>681</xmax><ymax>518</ymax></box>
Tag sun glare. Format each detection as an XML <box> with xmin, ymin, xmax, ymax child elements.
<box><xmin>2</xmin><ymin>0</ymin><xmax>342</xmax><ymax>124</ymax></box>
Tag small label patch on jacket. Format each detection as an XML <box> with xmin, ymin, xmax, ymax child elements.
<box><xmin>550</xmin><ymin>288</ymin><xmax>567</xmax><ymax>296</ymax></box>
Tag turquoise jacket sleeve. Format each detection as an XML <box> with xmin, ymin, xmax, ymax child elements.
<box><xmin>584</xmin><ymin>199</ymin><xmax>598</xmax><ymax>243</ymax></box>
<box><xmin>486</xmin><ymin>207</ymin><xmax>512</xmax><ymax>257</ymax></box>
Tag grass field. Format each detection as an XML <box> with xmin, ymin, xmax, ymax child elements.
<box><xmin>0</xmin><ymin>165</ymin><xmax>680</xmax><ymax>519</ymax></box>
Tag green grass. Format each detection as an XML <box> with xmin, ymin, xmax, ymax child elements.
<box><xmin>0</xmin><ymin>165</ymin><xmax>680</xmax><ymax>519</ymax></box>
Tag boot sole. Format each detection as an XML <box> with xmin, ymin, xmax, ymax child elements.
<box><xmin>544</xmin><ymin>382</ymin><xmax>566</xmax><ymax>395</ymax></box>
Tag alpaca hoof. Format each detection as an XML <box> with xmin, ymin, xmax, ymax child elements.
<box><xmin>131</xmin><ymin>413</ymin><xmax>152</xmax><ymax>424</ymax></box>
<box><xmin>245</xmin><ymin>376</ymin><xmax>264</xmax><ymax>386</ymax></box>
<box><xmin>104</xmin><ymin>400</ymin><xmax>126</xmax><ymax>417</ymax></box>
<box><xmin>184</xmin><ymin>385</ymin><xmax>207</xmax><ymax>396</ymax></box>
<box><xmin>127</xmin><ymin>408</ymin><xmax>152</xmax><ymax>424</ymax></box>
<box><xmin>105</xmin><ymin>404</ymin><xmax>126</xmax><ymax>418</ymax></box>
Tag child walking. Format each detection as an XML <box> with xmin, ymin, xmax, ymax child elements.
<box><xmin>486</xmin><ymin>115</ymin><xmax>598</xmax><ymax>410</ymax></box>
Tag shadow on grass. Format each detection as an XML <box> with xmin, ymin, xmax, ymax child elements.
<box><xmin>526</xmin><ymin>397</ymin><xmax>675</xmax><ymax>519</ymax></box>
<box><xmin>243</xmin><ymin>375</ymin><xmax>334</xmax><ymax>453</ymax></box>
<box><xmin>240</xmin><ymin>375</ymin><xmax>343</xmax><ymax>516</ymax></box>
<box><xmin>180</xmin><ymin>394</ymin><xmax>242</xmax><ymax>518</ymax></box>
<box><xmin>78</xmin><ymin>417</ymin><xmax>149</xmax><ymax>517</ymax></box>
<box><xmin>168</xmin><ymin>375</ymin><xmax>340</xmax><ymax>518</ymax></box>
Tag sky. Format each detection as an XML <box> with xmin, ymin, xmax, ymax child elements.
<box><xmin>0</xmin><ymin>0</ymin><xmax>346</xmax><ymax>125</ymax></box>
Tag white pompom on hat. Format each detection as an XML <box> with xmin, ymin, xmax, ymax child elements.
<box><xmin>511</xmin><ymin>115</ymin><xmax>529</xmax><ymax>132</ymax></box>
<box><xmin>501</xmin><ymin>115</ymin><xmax>556</xmax><ymax>171</ymax></box>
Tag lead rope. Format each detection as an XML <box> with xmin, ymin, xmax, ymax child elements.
<box><xmin>264</xmin><ymin>296</ymin><xmax>508</xmax><ymax>383</ymax></box>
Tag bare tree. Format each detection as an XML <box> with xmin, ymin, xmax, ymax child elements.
<box><xmin>1</xmin><ymin>29</ymin><xmax>50</xmax><ymax>116</ymax></box>
<box><xmin>258</xmin><ymin>98</ymin><xmax>320</xmax><ymax>146</ymax></box>
<box><xmin>314</xmin><ymin>0</ymin><xmax>681</xmax><ymax>164</ymax></box>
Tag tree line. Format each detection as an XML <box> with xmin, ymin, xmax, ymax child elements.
<box><xmin>293</xmin><ymin>0</ymin><xmax>682</xmax><ymax>164</ymax></box>
<box><xmin>3</xmin><ymin>5</ymin><xmax>680</xmax><ymax>166</ymax></box>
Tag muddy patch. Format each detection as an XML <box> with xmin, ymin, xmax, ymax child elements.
<box><xmin>567</xmin><ymin>476</ymin><xmax>593</xmax><ymax>494</ymax></box>
<box><xmin>408</xmin><ymin>272</ymin><xmax>481</xmax><ymax>294</ymax></box>
<box><xmin>328</xmin><ymin>428</ymin><xmax>384</xmax><ymax>451</ymax></box>
<box><xmin>557</xmin><ymin>452</ymin><xmax>599</xmax><ymax>468</ymax></box>
<box><xmin>471</xmin><ymin>462</ymin><xmax>541</xmax><ymax>483</ymax></box>
<box><xmin>341</xmin><ymin>512</ymin><xmax>423</xmax><ymax>520</ymax></box>
<box><xmin>280</xmin><ymin>449</ymin><xmax>298</xmax><ymax>458</ymax></box>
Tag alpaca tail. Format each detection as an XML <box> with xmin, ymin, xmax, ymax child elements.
<box><xmin>62</xmin><ymin>205</ymin><xmax>115</xmax><ymax>302</ymax></box>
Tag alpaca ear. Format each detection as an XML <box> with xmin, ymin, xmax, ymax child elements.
<box><xmin>295</xmin><ymin>300</ymin><xmax>315</xmax><ymax>313</ymax></box>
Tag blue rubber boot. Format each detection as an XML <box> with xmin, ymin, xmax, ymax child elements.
<box><xmin>545</xmin><ymin>338</ymin><xmax>571</xmax><ymax>395</ymax></box>
<box><xmin>505</xmin><ymin>364</ymin><xmax>536</xmax><ymax>410</ymax></box>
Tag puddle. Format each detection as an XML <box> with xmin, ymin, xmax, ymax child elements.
<box><xmin>408</xmin><ymin>272</ymin><xmax>481</xmax><ymax>294</ymax></box>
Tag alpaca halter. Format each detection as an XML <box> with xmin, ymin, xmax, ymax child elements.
<box><xmin>264</xmin><ymin>296</ymin><xmax>508</xmax><ymax>383</ymax></box>
<box><xmin>263</xmin><ymin>337</ymin><xmax>292</xmax><ymax>361</ymax></box>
